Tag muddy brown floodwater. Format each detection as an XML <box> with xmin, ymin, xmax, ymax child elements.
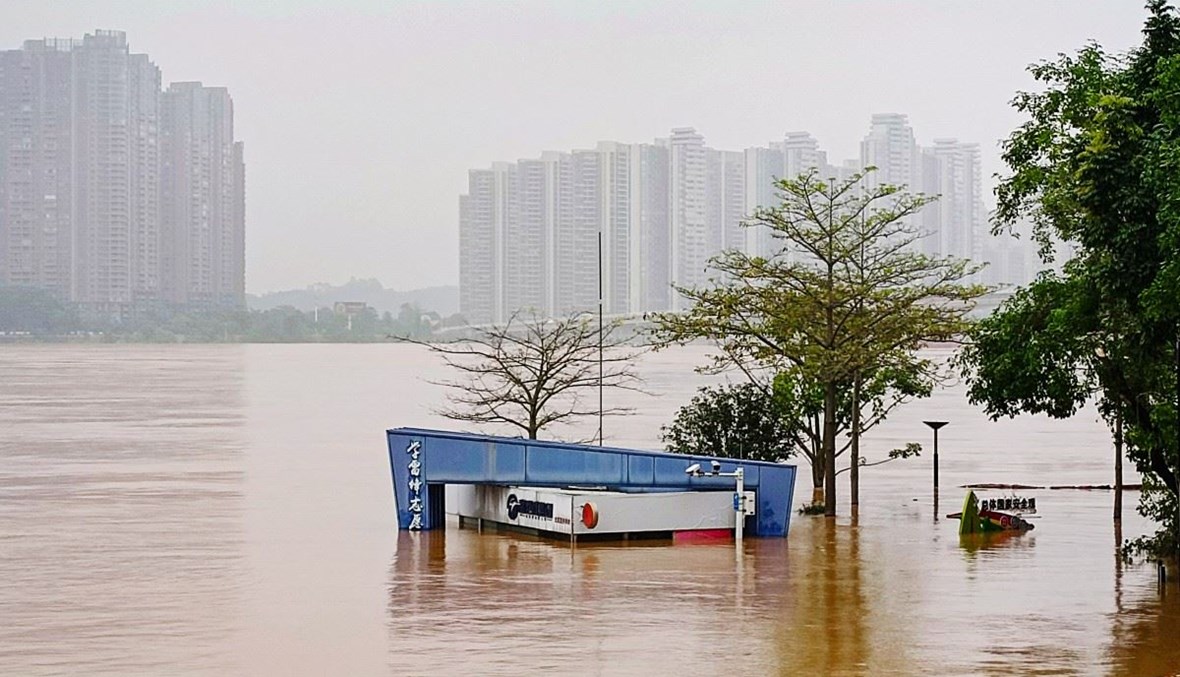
<box><xmin>1</xmin><ymin>344</ymin><xmax>1178</xmax><ymax>676</ymax></box>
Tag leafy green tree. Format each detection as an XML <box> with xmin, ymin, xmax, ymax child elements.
<box><xmin>959</xmin><ymin>0</ymin><xmax>1180</xmax><ymax>559</ymax></box>
<box><xmin>652</xmin><ymin>169</ymin><xmax>985</xmax><ymax>515</ymax></box>
<box><xmin>664</xmin><ymin>367</ymin><xmax>929</xmax><ymax>504</ymax></box>
<box><xmin>662</xmin><ymin>382</ymin><xmax>798</xmax><ymax>462</ymax></box>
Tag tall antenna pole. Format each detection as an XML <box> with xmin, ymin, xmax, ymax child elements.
<box><xmin>598</xmin><ymin>231</ymin><xmax>604</xmax><ymax>446</ymax></box>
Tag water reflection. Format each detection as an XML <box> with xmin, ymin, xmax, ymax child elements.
<box><xmin>384</xmin><ymin>502</ymin><xmax>1170</xmax><ymax>674</ymax></box>
<box><xmin>388</xmin><ymin>518</ymin><xmax>919</xmax><ymax>676</ymax></box>
<box><xmin>386</xmin><ymin>501</ymin><xmax>1175</xmax><ymax>675</ymax></box>
<box><xmin>1107</xmin><ymin>579</ymin><xmax>1180</xmax><ymax>675</ymax></box>
<box><xmin>1106</xmin><ymin>514</ymin><xmax>1180</xmax><ymax>676</ymax></box>
<box><xmin>387</xmin><ymin>526</ymin><xmax>789</xmax><ymax>676</ymax></box>
<box><xmin>775</xmin><ymin>518</ymin><xmax>868</xmax><ymax>676</ymax></box>
<box><xmin>958</xmin><ymin>531</ymin><xmax>1036</xmax><ymax>558</ymax></box>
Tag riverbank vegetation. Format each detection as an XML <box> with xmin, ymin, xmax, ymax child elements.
<box><xmin>0</xmin><ymin>286</ymin><xmax>449</xmax><ymax>343</ymax></box>
<box><xmin>662</xmin><ymin>369</ymin><xmax>929</xmax><ymax>504</ymax></box>
<box><xmin>959</xmin><ymin>0</ymin><xmax>1180</xmax><ymax>561</ymax></box>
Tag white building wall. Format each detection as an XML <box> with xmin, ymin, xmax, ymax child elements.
<box><xmin>743</xmin><ymin>145</ymin><xmax>784</xmax><ymax>260</ymax></box>
<box><xmin>505</xmin><ymin>158</ymin><xmax>548</xmax><ymax>318</ymax></box>
<box><xmin>668</xmin><ymin>128</ymin><xmax>707</xmax><ymax>310</ymax></box>
<box><xmin>597</xmin><ymin>141</ymin><xmax>632</xmax><ymax>314</ymax></box>
<box><xmin>634</xmin><ymin>143</ymin><xmax>669</xmax><ymax>313</ymax></box>
<box><xmin>782</xmin><ymin>131</ymin><xmax>828</xmax><ymax>179</ymax></box>
<box><xmin>458</xmin><ymin>168</ymin><xmax>501</xmax><ymax>325</ymax></box>
<box><xmin>927</xmin><ymin>139</ymin><xmax>982</xmax><ymax>265</ymax></box>
<box><xmin>860</xmin><ymin>113</ymin><xmax>919</xmax><ymax>191</ymax></box>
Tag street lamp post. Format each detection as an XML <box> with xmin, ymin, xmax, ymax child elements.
<box><xmin>924</xmin><ymin>421</ymin><xmax>948</xmax><ymax>494</ymax></box>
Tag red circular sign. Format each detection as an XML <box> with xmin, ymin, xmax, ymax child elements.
<box><xmin>581</xmin><ymin>502</ymin><xmax>599</xmax><ymax>529</ymax></box>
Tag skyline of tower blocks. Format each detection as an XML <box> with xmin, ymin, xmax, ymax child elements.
<box><xmin>459</xmin><ymin>118</ymin><xmax>1024</xmax><ymax>326</ymax></box>
<box><xmin>0</xmin><ymin>30</ymin><xmax>245</xmax><ymax>320</ymax></box>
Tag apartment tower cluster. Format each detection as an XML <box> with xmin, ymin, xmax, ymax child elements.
<box><xmin>460</xmin><ymin>114</ymin><xmax>1030</xmax><ymax>325</ymax></box>
<box><xmin>0</xmin><ymin>30</ymin><xmax>244</xmax><ymax>320</ymax></box>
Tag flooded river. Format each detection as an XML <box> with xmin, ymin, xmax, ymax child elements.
<box><xmin>1</xmin><ymin>344</ymin><xmax>1178</xmax><ymax>675</ymax></box>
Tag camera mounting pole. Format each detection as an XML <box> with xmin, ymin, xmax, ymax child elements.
<box><xmin>686</xmin><ymin>463</ymin><xmax>747</xmax><ymax>558</ymax></box>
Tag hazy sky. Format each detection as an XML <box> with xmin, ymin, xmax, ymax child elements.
<box><xmin>0</xmin><ymin>1</ymin><xmax>1150</xmax><ymax>293</ymax></box>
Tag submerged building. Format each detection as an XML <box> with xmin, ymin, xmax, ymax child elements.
<box><xmin>386</xmin><ymin>427</ymin><xmax>799</xmax><ymax>539</ymax></box>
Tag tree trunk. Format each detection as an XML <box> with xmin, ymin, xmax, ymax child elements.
<box><xmin>811</xmin><ymin>455</ymin><xmax>825</xmax><ymax>505</ymax></box>
<box><xmin>1114</xmin><ymin>411</ymin><xmax>1123</xmax><ymax>522</ymax></box>
<box><xmin>823</xmin><ymin>382</ymin><xmax>838</xmax><ymax>517</ymax></box>
<box><xmin>810</xmin><ymin>414</ymin><xmax>824</xmax><ymax>505</ymax></box>
<box><xmin>851</xmin><ymin>373</ymin><xmax>861</xmax><ymax>507</ymax></box>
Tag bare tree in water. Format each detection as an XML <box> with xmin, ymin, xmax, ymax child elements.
<box><xmin>402</xmin><ymin>310</ymin><xmax>643</xmax><ymax>441</ymax></box>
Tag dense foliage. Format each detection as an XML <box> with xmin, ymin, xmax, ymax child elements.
<box><xmin>662</xmin><ymin>382</ymin><xmax>798</xmax><ymax>462</ymax></box>
<box><xmin>663</xmin><ymin>367</ymin><xmax>931</xmax><ymax>499</ymax></box>
<box><xmin>958</xmin><ymin>1</ymin><xmax>1180</xmax><ymax>558</ymax></box>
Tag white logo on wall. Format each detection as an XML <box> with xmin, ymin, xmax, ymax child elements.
<box><xmin>407</xmin><ymin>440</ymin><xmax>423</xmax><ymax>530</ymax></box>
<box><xmin>506</xmin><ymin>493</ymin><xmax>554</xmax><ymax>521</ymax></box>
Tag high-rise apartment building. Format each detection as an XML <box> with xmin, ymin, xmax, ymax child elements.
<box><xmin>631</xmin><ymin>143</ymin><xmax>669</xmax><ymax>314</ymax></box>
<box><xmin>782</xmin><ymin>131</ymin><xmax>828</xmax><ymax>179</ymax></box>
<box><xmin>742</xmin><ymin>145</ymin><xmax>785</xmax><ymax>260</ymax></box>
<box><xmin>507</xmin><ymin>158</ymin><xmax>550</xmax><ymax>317</ymax></box>
<box><xmin>667</xmin><ymin>127</ymin><xmax>708</xmax><ymax>310</ymax></box>
<box><xmin>926</xmin><ymin>139</ymin><xmax>982</xmax><ymax>264</ymax></box>
<box><xmin>161</xmin><ymin>82</ymin><xmax>245</xmax><ymax>309</ymax></box>
<box><xmin>596</xmin><ymin>141</ymin><xmax>632</xmax><ymax>315</ymax></box>
<box><xmin>860</xmin><ymin>113</ymin><xmax>919</xmax><ymax>191</ymax></box>
<box><xmin>706</xmin><ymin>149</ymin><xmax>745</xmax><ymax>258</ymax></box>
<box><xmin>0</xmin><ymin>38</ymin><xmax>76</xmax><ymax>299</ymax></box>
<box><xmin>69</xmin><ymin>31</ymin><xmax>161</xmax><ymax>318</ymax></box>
<box><xmin>553</xmin><ymin>149</ymin><xmax>601</xmax><ymax>316</ymax></box>
<box><xmin>0</xmin><ymin>30</ymin><xmax>245</xmax><ymax>319</ymax></box>
<box><xmin>458</xmin><ymin>167</ymin><xmax>501</xmax><ymax>325</ymax></box>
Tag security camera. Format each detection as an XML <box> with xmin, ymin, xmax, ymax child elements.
<box><xmin>710</xmin><ymin>460</ymin><xmax>721</xmax><ymax>474</ymax></box>
<box><xmin>685</xmin><ymin>463</ymin><xmax>701</xmax><ymax>475</ymax></box>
